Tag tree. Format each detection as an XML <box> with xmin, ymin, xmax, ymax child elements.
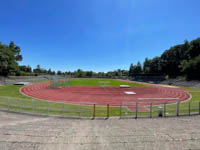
<box><xmin>143</xmin><ymin>58</ymin><xmax>151</xmax><ymax>74</ymax></box>
<box><xmin>149</xmin><ymin>57</ymin><xmax>162</xmax><ymax>74</ymax></box>
<box><xmin>129</xmin><ymin>64</ymin><xmax>135</xmax><ymax>77</ymax></box>
<box><xmin>47</xmin><ymin>68</ymin><xmax>52</xmax><ymax>74</ymax></box>
<box><xmin>0</xmin><ymin>41</ymin><xmax>23</xmax><ymax>76</ymax></box>
<box><xmin>134</xmin><ymin>61</ymin><xmax>142</xmax><ymax>75</ymax></box>
<box><xmin>181</xmin><ymin>56</ymin><xmax>200</xmax><ymax>80</ymax></box>
<box><xmin>33</xmin><ymin>65</ymin><xmax>41</xmax><ymax>74</ymax></box>
<box><xmin>9</xmin><ymin>41</ymin><xmax>23</xmax><ymax>61</ymax></box>
<box><xmin>57</xmin><ymin>70</ymin><xmax>62</xmax><ymax>75</ymax></box>
<box><xmin>73</xmin><ymin>69</ymin><xmax>85</xmax><ymax>77</ymax></box>
<box><xmin>187</xmin><ymin>38</ymin><xmax>200</xmax><ymax>59</ymax></box>
<box><xmin>86</xmin><ymin>71</ymin><xmax>93</xmax><ymax>77</ymax></box>
<box><xmin>26</xmin><ymin>65</ymin><xmax>32</xmax><ymax>73</ymax></box>
<box><xmin>19</xmin><ymin>65</ymin><xmax>32</xmax><ymax>73</ymax></box>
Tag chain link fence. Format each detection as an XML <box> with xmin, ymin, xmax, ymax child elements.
<box><xmin>0</xmin><ymin>96</ymin><xmax>200</xmax><ymax>119</ymax></box>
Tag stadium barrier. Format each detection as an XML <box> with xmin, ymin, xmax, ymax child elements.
<box><xmin>120</xmin><ymin>100</ymin><xmax>200</xmax><ymax>119</ymax></box>
<box><xmin>0</xmin><ymin>96</ymin><xmax>200</xmax><ymax>119</ymax></box>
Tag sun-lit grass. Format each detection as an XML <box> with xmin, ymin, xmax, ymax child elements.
<box><xmin>69</xmin><ymin>78</ymin><xmax>147</xmax><ymax>87</ymax></box>
<box><xmin>50</xmin><ymin>78</ymin><xmax>148</xmax><ymax>87</ymax></box>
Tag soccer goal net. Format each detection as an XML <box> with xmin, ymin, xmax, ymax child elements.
<box><xmin>49</xmin><ymin>75</ymin><xmax>71</xmax><ymax>89</ymax></box>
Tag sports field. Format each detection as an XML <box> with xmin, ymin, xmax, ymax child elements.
<box><xmin>0</xmin><ymin>78</ymin><xmax>200</xmax><ymax>118</ymax></box>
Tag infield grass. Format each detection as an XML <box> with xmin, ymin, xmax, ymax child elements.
<box><xmin>50</xmin><ymin>78</ymin><xmax>148</xmax><ymax>87</ymax></box>
<box><xmin>70</xmin><ymin>78</ymin><xmax>147</xmax><ymax>87</ymax></box>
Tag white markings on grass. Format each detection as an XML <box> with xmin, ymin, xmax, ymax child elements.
<box><xmin>125</xmin><ymin>91</ymin><xmax>136</xmax><ymax>95</ymax></box>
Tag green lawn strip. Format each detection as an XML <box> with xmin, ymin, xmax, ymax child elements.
<box><xmin>68</xmin><ymin>78</ymin><xmax>147</xmax><ymax>87</ymax></box>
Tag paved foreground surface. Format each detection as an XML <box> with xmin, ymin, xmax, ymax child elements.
<box><xmin>0</xmin><ymin>111</ymin><xmax>200</xmax><ymax>150</ymax></box>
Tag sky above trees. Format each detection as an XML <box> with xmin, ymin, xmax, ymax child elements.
<box><xmin>0</xmin><ymin>0</ymin><xmax>200</xmax><ymax>72</ymax></box>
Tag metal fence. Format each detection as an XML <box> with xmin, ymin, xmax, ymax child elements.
<box><xmin>120</xmin><ymin>101</ymin><xmax>200</xmax><ymax>119</ymax></box>
<box><xmin>0</xmin><ymin>96</ymin><xmax>200</xmax><ymax>119</ymax></box>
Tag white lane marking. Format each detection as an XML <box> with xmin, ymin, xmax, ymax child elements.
<box><xmin>125</xmin><ymin>91</ymin><xmax>136</xmax><ymax>95</ymax></box>
<box><xmin>138</xmin><ymin>98</ymin><xmax>179</xmax><ymax>100</ymax></box>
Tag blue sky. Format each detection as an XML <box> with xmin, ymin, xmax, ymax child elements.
<box><xmin>0</xmin><ymin>0</ymin><xmax>200</xmax><ymax>72</ymax></box>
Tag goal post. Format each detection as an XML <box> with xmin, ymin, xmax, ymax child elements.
<box><xmin>49</xmin><ymin>75</ymin><xmax>71</xmax><ymax>89</ymax></box>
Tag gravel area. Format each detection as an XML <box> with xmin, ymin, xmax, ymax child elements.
<box><xmin>0</xmin><ymin>111</ymin><xmax>200</xmax><ymax>150</ymax></box>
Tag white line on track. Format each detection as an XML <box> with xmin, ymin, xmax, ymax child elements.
<box><xmin>138</xmin><ymin>98</ymin><xmax>179</xmax><ymax>100</ymax></box>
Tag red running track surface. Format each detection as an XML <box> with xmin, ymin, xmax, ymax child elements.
<box><xmin>20</xmin><ymin>81</ymin><xmax>191</xmax><ymax>111</ymax></box>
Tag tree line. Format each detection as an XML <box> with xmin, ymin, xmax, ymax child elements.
<box><xmin>0</xmin><ymin>41</ymin><xmax>23</xmax><ymax>76</ymax></box>
<box><xmin>129</xmin><ymin>38</ymin><xmax>200</xmax><ymax>80</ymax></box>
<box><xmin>0</xmin><ymin>41</ymin><xmax>128</xmax><ymax>77</ymax></box>
<box><xmin>1</xmin><ymin>38</ymin><xmax>200</xmax><ymax>80</ymax></box>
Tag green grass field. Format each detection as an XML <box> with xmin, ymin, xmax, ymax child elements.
<box><xmin>51</xmin><ymin>78</ymin><xmax>147</xmax><ymax>87</ymax></box>
<box><xmin>0</xmin><ymin>78</ymin><xmax>200</xmax><ymax>118</ymax></box>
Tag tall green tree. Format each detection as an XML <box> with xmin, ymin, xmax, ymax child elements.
<box><xmin>187</xmin><ymin>38</ymin><xmax>200</xmax><ymax>59</ymax></box>
<box><xmin>181</xmin><ymin>56</ymin><xmax>200</xmax><ymax>80</ymax></box>
<box><xmin>129</xmin><ymin>63</ymin><xmax>135</xmax><ymax>77</ymax></box>
<box><xmin>134</xmin><ymin>61</ymin><xmax>142</xmax><ymax>75</ymax></box>
<box><xmin>143</xmin><ymin>58</ymin><xmax>151</xmax><ymax>74</ymax></box>
<box><xmin>0</xmin><ymin>41</ymin><xmax>23</xmax><ymax>76</ymax></box>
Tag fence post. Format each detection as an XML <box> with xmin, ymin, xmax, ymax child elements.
<box><xmin>120</xmin><ymin>102</ymin><xmax>122</xmax><ymax>119</ymax></box>
<box><xmin>176</xmin><ymin>101</ymin><xmax>179</xmax><ymax>116</ymax></box>
<box><xmin>189</xmin><ymin>102</ymin><xmax>191</xmax><ymax>116</ymax></box>
<box><xmin>47</xmin><ymin>103</ymin><xmax>49</xmax><ymax>115</ymax></box>
<box><xmin>107</xmin><ymin>104</ymin><xmax>109</xmax><ymax>118</ymax></box>
<box><xmin>150</xmin><ymin>103</ymin><xmax>152</xmax><ymax>118</ymax></box>
<box><xmin>18</xmin><ymin>99</ymin><xmax>20</xmax><ymax>112</ymax></box>
<box><xmin>93</xmin><ymin>104</ymin><xmax>96</xmax><ymax>119</ymax></box>
<box><xmin>7</xmin><ymin>98</ymin><xmax>10</xmax><ymax>111</ymax></box>
<box><xmin>63</xmin><ymin>103</ymin><xmax>65</xmax><ymax>115</ymax></box>
<box><xmin>135</xmin><ymin>102</ymin><xmax>138</xmax><ymax>119</ymax></box>
<box><xmin>33</xmin><ymin>99</ymin><xmax>36</xmax><ymax>113</ymax></box>
<box><xmin>32</xmin><ymin>99</ymin><xmax>34</xmax><ymax>112</ymax></box>
<box><xmin>164</xmin><ymin>103</ymin><xmax>166</xmax><ymax>117</ymax></box>
<box><xmin>199</xmin><ymin>101</ymin><xmax>200</xmax><ymax>115</ymax></box>
<box><xmin>20</xmin><ymin>99</ymin><xmax>23</xmax><ymax>111</ymax></box>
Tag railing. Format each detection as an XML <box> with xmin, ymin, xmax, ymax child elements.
<box><xmin>120</xmin><ymin>101</ymin><xmax>200</xmax><ymax>119</ymax></box>
<box><xmin>0</xmin><ymin>96</ymin><xmax>200</xmax><ymax>119</ymax></box>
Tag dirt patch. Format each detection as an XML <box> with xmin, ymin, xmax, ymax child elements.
<box><xmin>0</xmin><ymin>111</ymin><xmax>200</xmax><ymax>150</ymax></box>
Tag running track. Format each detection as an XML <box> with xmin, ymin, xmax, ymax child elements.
<box><xmin>20</xmin><ymin>81</ymin><xmax>191</xmax><ymax>111</ymax></box>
